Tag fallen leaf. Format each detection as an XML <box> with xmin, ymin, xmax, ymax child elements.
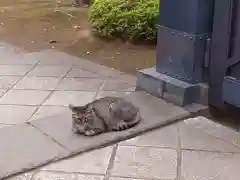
<box><xmin>50</xmin><ymin>40</ymin><xmax>57</xmax><ymax>44</ymax></box>
<box><xmin>73</xmin><ymin>25</ymin><xmax>81</xmax><ymax>30</ymax></box>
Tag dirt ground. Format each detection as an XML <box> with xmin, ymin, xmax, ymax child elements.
<box><xmin>0</xmin><ymin>0</ymin><xmax>156</xmax><ymax>75</ymax></box>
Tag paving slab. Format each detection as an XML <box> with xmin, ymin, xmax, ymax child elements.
<box><xmin>30</xmin><ymin>91</ymin><xmax>189</xmax><ymax>153</ymax></box>
<box><xmin>0</xmin><ymin>65</ymin><xmax>33</xmax><ymax>76</ymax></box>
<box><xmin>0</xmin><ymin>89</ymin><xmax>6</xmax><ymax>97</ymax></box>
<box><xmin>26</xmin><ymin>65</ymin><xmax>71</xmax><ymax>77</ymax></box>
<box><xmin>179</xmin><ymin>121</ymin><xmax>240</xmax><ymax>153</ymax></box>
<box><xmin>66</xmin><ymin>67</ymin><xmax>101</xmax><ymax>78</ymax></box>
<box><xmin>109</xmin><ymin>178</ymin><xmax>144</xmax><ymax>180</ymax></box>
<box><xmin>0</xmin><ymin>105</ymin><xmax>38</xmax><ymax>124</ymax></box>
<box><xmin>96</xmin><ymin>91</ymin><xmax>133</xmax><ymax>99</ymax></box>
<box><xmin>0</xmin><ymin>90</ymin><xmax>51</xmax><ymax>105</ymax></box>
<box><xmin>109</xmin><ymin>177</ymin><xmax>145</xmax><ymax>180</ymax></box>
<box><xmin>184</xmin><ymin>117</ymin><xmax>240</xmax><ymax>148</ymax></box>
<box><xmin>0</xmin><ymin>76</ymin><xmax>22</xmax><ymax>89</ymax></box>
<box><xmin>29</xmin><ymin>106</ymin><xmax>71</xmax><ymax>121</ymax></box>
<box><xmin>120</xmin><ymin>124</ymin><xmax>178</xmax><ymax>148</ymax></box>
<box><xmin>43</xmin><ymin>91</ymin><xmax>96</xmax><ymax>106</ymax></box>
<box><xmin>112</xmin><ymin>146</ymin><xmax>177</xmax><ymax>179</ymax></box>
<box><xmin>80</xmin><ymin>63</ymin><xmax>124</xmax><ymax>79</ymax></box>
<box><xmin>0</xmin><ymin>124</ymin><xmax>68</xmax><ymax>179</ymax></box>
<box><xmin>23</xmin><ymin>50</ymin><xmax>135</xmax><ymax>81</ymax></box>
<box><xmin>0</xmin><ymin>43</ymin><xmax>32</xmax><ymax>65</ymax></box>
<box><xmin>35</xmin><ymin>50</ymin><xmax>85</xmax><ymax>66</ymax></box>
<box><xmin>115</xmin><ymin>74</ymin><xmax>137</xmax><ymax>85</ymax></box>
<box><xmin>55</xmin><ymin>78</ymin><xmax>104</xmax><ymax>91</ymax></box>
<box><xmin>0</xmin><ymin>53</ymin><xmax>39</xmax><ymax>66</ymax></box>
<box><xmin>179</xmin><ymin>117</ymin><xmax>240</xmax><ymax>153</ymax></box>
<box><xmin>33</xmin><ymin>50</ymin><xmax>115</xmax><ymax>73</ymax></box>
<box><xmin>33</xmin><ymin>171</ymin><xmax>104</xmax><ymax>180</ymax></box>
<box><xmin>13</xmin><ymin>77</ymin><xmax>61</xmax><ymax>90</ymax></box>
<box><xmin>101</xmin><ymin>80</ymin><xmax>136</xmax><ymax>91</ymax></box>
<box><xmin>5</xmin><ymin>172</ymin><xmax>33</xmax><ymax>180</ymax></box>
<box><xmin>41</xmin><ymin>146</ymin><xmax>113</xmax><ymax>174</ymax></box>
<box><xmin>125</xmin><ymin>92</ymin><xmax>189</xmax><ymax>119</ymax></box>
<box><xmin>181</xmin><ymin>150</ymin><xmax>240</xmax><ymax>180</ymax></box>
<box><xmin>109</xmin><ymin>178</ymin><xmax>143</xmax><ymax>180</ymax></box>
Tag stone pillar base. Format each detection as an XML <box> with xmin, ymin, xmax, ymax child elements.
<box><xmin>136</xmin><ymin>67</ymin><xmax>208</xmax><ymax>106</ymax></box>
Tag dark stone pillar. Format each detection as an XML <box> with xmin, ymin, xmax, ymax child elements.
<box><xmin>136</xmin><ymin>0</ymin><xmax>214</xmax><ymax>106</ymax></box>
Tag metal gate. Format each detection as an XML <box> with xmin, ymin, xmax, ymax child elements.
<box><xmin>209</xmin><ymin>0</ymin><xmax>240</xmax><ymax>108</ymax></box>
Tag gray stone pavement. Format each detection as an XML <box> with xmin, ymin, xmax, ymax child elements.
<box><xmin>1</xmin><ymin>42</ymin><xmax>240</xmax><ymax>180</ymax></box>
<box><xmin>6</xmin><ymin>116</ymin><xmax>240</xmax><ymax>180</ymax></box>
<box><xmin>0</xmin><ymin>42</ymin><xmax>137</xmax><ymax>127</ymax></box>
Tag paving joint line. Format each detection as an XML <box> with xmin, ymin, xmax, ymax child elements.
<box><xmin>0</xmin><ymin>63</ymin><xmax>39</xmax><ymax>101</ymax></box>
<box><xmin>40</xmin><ymin>66</ymin><xmax>72</xmax><ymax>101</ymax></box>
<box><xmin>0</xmin><ymin>103</ymin><xmax>103</xmax><ymax>107</ymax></box>
<box><xmin>110</xmin><ymin>175</ymin><xmax>171</xmax><ymax>180</ymax></box>
<box><xmin>176</xmin><ymin>124</ymin><xmax>182</xmax><ymax>180</ymax></box>
<box><xmin>21</xmin><ymin>76</ymin><xmax>103</xmax><ymax>79</ymax></box>
<box><xmin>93</xmin><ymin>79</ymin><xmax>107</xmax><ymax>100</ymax></box>
<box><xmin>44</xmin><ymin>66</ymin><xmax>74</xmax><ymax>91</ymax></box>
<box><xmin>61</xmin><ymin>66</ymin><xmax>73</xmax><ymax>79</ymax></box>
<box><xmin>103</xmin><ymin>144</ymin><xmax>118</xmax><ymax>180</ymax></box>
<box><xmin>25</xmin><ymin>90</ymin><xmax>54</xmax><ymax>123</ymax></box>
<box><xmin>72</xmin><ymin>66</ymin><xmax>109</xmax><ymax>77</ymax></box>
<box><xmin>57</xmin><ymin>77</ymin><xmax>103</xmax><ymax>79</ymax></box>
<box><xmin>26</xmin><ymin>66</ymin><xmax>73</xmax><ymax>123</ymax></box>
<box><xmin>39</xmin><ymin>170</ymin><xmax>105</xmax><ymax>176</ymax></box>
<box><xmin>118</xmin><ymin>144</ymin><xmax>178</xmax><ymax>150</ymax></box>
<box><xmin>183</xmin><ymin>123</ymin><xmax>240</xmax><ymax>151</ymax></box>
<box><xmin>182</xmin><ymin>148</ymin><xmax>240</xmax><ymax>154</ymax></box>
<box><xmin>0</xmin><ymin>104</ymin><xmax>46</xmax><ymax>106</ymax></box>
<box><xmin>81</xmin><ymin>67</ymin><xmax>123</xmax><ymax>77</ymax></box>
<box><xmin>28</xmin><ymin>122</ymin><xmax>70</xmax><ymax>152</ymax></box>
<box><xmin>26</xmin><ymin>66</ymin><xmax>75</xmax><ymax>151</ymax></box>
<box><xmin>6</xmin><ymin>89</ymin><xmax>105</xmax><ymax>92</ymax></box>
<box><xmin>30</xmin><ymin>168</ymin><xmax>42</xmax><ymax>180</ymax></box>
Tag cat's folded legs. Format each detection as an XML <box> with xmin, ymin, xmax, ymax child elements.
<box><xmin>84</xmin><ymin>129</ymin><xmax>102</xmax><ymax>136</ymax></box>
<box><xmin>112</xmin><ymin>120</ymin><xmax>129</xmax><ymax>131</ymax></box>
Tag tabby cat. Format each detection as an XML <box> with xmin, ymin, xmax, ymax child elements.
<box><xmin>69</xmin><ymin>97</ymin><xmax>141</xmax><ymax>136</ymax></box>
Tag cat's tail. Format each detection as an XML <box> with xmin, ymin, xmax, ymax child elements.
<box><xmin>127</xmin><ymin>111</ymin><xmax>142</xmax><ymax>127</ymax></box>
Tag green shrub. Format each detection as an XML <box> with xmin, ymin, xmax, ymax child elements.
<box><xmin>89</xmin><ymin>0</ymin><xmax>159</xmax><ymax>43</ymax></box>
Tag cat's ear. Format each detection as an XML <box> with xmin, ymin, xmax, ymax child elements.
<box><xmin>69</xmin><ymin>104</ymin><xmax>75</xmax><ymax>110</ymax></box>
<box><xmin>69</xmin><ymin>104</ymin><xmax>78</xmax><ymax>112</ymax></box>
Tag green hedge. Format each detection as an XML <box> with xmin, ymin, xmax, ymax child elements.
<box><xmin>89</xmin><ymin>0</ymin><xmax>159</xmax><ymax>43</ymax></box>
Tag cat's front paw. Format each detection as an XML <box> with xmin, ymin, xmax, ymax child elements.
<box><xmin>72</xmin><ymin>127</ymin><xmax>81</xmax><ymax>134</ymax></box>
<box><xmin>84</xmin><ymin>129</ymin><xmax>101</xmax><ymax>136</ymax></box>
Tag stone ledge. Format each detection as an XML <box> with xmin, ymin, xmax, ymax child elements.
<box><xmin>136</xmin><ymin>67</ymin><xmax>208</xmax><ymax>106</ymax></box>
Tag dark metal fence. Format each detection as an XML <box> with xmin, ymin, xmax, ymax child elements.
<box><xmin>209</xmin><ymin>0</ymin><xmax>240</xmax><ymax>108</ymax></box>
